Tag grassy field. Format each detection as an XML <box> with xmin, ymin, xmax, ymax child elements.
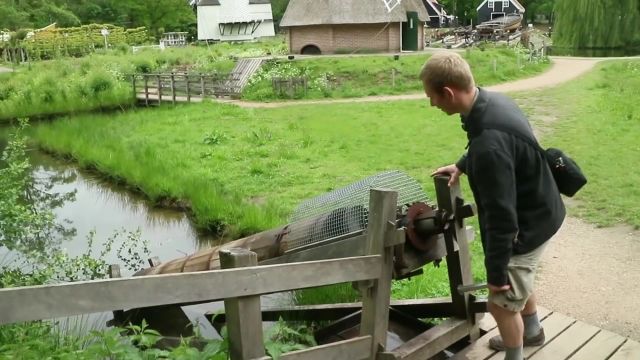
<box><xmin>29</xmin><ymin>59</ymin><xmax>640</xmax><ymax>302</ymax></box>
<box><xmin>243</xmin><ymin>47</ymin><xmax>550</xmax><ymax>100</ymax></box>
<box><xmin>515</xmin><ymin>60</ymin><xmax>640</xmax><ymax>228</ymax></box>
<box><xmin>0</xmin><ymin>39</ymin><xmax>286</xmax><ymax>122</ymax></box>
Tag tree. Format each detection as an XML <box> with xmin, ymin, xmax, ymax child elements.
<box><xmin>553</xmin><ymin>0</ymin><xmax>640</xmax><ymax>48</ymax></box>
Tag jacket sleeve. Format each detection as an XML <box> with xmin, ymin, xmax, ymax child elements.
<box><xmin>469</xmin><ymin>148</ymin><xmax>519</xmax><ymax>287</ymax></box>
<box><xmin>455</xmin><ymin>153</ymin><xmax>468</xmax><ymax>174</ymax></box>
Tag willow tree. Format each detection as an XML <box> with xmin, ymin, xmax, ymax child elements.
<box><xmin>553</xmin><ymin>0</ymin><xmax>640</xmax><ymax>48</ymax></box>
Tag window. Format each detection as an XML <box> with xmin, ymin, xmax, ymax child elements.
<box><xmin>504</xmin><ymin>1</ymin><xmax>510</xmax><ymax>8</ymax></box>
<box><xmin>488</xmin><ymin>1</ymin><xmax>495</xmax><ymax>10</ymax></box>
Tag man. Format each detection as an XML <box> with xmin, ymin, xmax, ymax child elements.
<box><xmin>421</xmin><ymin>52</ymin><xmax>565</xmax><ymax>360</ymax></box>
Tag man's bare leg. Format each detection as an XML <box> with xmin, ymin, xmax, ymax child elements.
<box><xmin>489</xmin><ymin>301</ymin><xmax>524</xmax><ymax>360</ymax></box>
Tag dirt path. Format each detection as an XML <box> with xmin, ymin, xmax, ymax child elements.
<box><xmin>537</xmin><ymin>218</ymin><xmax>640</xmax><ymax>341</ymax></box>
<box><xmin>0</xmin><ymin>66</ymin><xmax>13</xmax><ymax>73</ymax></box>
<box><xmin>226</xmin><ymin>57</ymin><xmax>601</xmax><ymax>109</ymax></box>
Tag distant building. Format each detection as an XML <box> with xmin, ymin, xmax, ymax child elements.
<box><xmin>280</xmin><ymin>0</ymin><xmax>428</xmax><ymax>55</ymax></box>
<box><xmin>196</xmin><ymin>0</ymin><xmax>276</xmax><ymax>41</ymax></box>
<box><xmin>423</xmin><ymin>0</ymin><xmax>449</xmax><ymax>28</ymax></box>
<box><xmin>476</xmin><ymin>0</ymin><xmax>525</xmax><ymax>23</ymax></box>
<box><xmin>161</xmin><ymin>32</ymin><xmax>188</xmax><ymax>47</ymax></box>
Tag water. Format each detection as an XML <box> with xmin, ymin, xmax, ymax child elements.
<box><xmin>0</xmin><ymin>132</ymin><xmax>292</xmax><ymax>338</ymax></box>
<box><xmin>4</xmin><ymin>148</ymin><xmax>217</xmax><ymax>272</ymax></box>
<box><xmin>548</xmin><ymin>46</ymin><xmax>640</xmax><ymax>57</ymax></box>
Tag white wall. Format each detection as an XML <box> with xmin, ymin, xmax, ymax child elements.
<box><xmin>197</xmin><ymin>1</ymin><xmax>276</xmax><ymax>41</ymax></box>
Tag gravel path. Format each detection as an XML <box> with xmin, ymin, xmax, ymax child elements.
<box><xmin>537</xmin><ymin>218</ymin><xmax>640</xmax><ymax>341</ymax></box>
<box><xmin>227</xmin><ymin>57</ymin><xmax>601</xmax><ymax>108</ymax></box>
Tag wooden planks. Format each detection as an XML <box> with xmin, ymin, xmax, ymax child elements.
<box><xmin>528</xmin><ymin>321</ymin><xmax>599</xmax><ymax>360</ymax></box>
<box><xmin>455</xmin><ymin>307</ymin><xmax>640</xmax><ymax>360</ymax></box>
<box><xmin>382</xmin><ymin>318</ymin><xmax>470</xmax><ymax>360</ymax></box>
<box><xmin>570</xmin><ymin>329</ymin><xmax>627</xmax><ymax>360</ymax></box>
<box><xmin>254</xmin><ymin>336</ymin><xmax>372</xmax><ymax>360</ymax></box>
<box><xmin>609</xmin><ymin>339</ymin><xmax>640</xmax><ymax>360</ymax></box>
<box><xmin>0</xmin><ymin>255</ymin><xmax>381</xmax><ymax>325</ymax></box>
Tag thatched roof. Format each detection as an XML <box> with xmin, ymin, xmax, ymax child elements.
<box><xmin>280</xmin><ymin>0</ymin><xmax>429</xmax><ymax>27</ymax></box>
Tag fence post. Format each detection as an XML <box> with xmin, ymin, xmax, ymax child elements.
<box><xmin>200</xmin><ymin>75</ymin><xmax>206</xmax><ymax>98</ymax></box>
<box><xmin>157</xmin><ymin>74</ymin><xmax>162</xmax><ymax>105</ymax></box>
<box><xmin>360</xmin><ymin>189</ymin><xmax>397</xmax><ymax>357</ymax></box>
<box><xmin>170</xmin><ymin>72</ymin><xmax>176</xmax><ymax>104</ymax></box>
<box><xmin>434</xmin><ymin>176</ymin><xmax>479</xmax><ymax>340</ymax></box>
<box><xmin>144</xmin><ymin>75</ymin><xmax>149</xmax><ymax>106</ymax></box>
<box><xmin>220</xmin><ymin>249</ymin><xmax>265</xmax><ymax>360</ymax></box>
<box><xmin>132</xmin><ymin>76</ymin><xmax>137</xmax><ymax>101</ymax></box>
<box><xmin>186</xmin><ymin>74</ymin><xmax>191</xmax><ymax>102</ymax></box>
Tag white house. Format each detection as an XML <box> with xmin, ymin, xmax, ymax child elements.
<box><xmin>196</xmin><ymin>0</ymin><xmax>276</xmax><ymax>41</ymax></box>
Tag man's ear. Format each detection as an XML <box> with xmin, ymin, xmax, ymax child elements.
<box><xmin>442</xmin><ymin>86</ymin><xmax>455</xmax><ymax>101</ymax></box>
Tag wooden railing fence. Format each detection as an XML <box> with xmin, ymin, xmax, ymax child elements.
<box><xmin>0</xmin><ymin>189</ymin><xmax>400</xmax><ymax>360</ymax></box>
<box><xmin>132</xmin><ymin>72</ymin><xmax>241</xmax><ymax>105</ymax></box>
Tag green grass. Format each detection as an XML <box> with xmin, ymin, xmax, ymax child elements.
<box><xmin>31</xmin><ymin>99</ymin><xmax>472</xmax><ymax>235</ymax></box>
<box><xmin>28</xmin><ymin>59</ymin><xmax>640</xmax><ymax>302</ymax></box>
<box><xmin>0</xmin><ymin>39</ymin><xmax>287</xmax><ymax>122</ymax></box>
<box><xmin>527</xmin><ymin>60</ymin><xmax>640</xmax><ymax>228</ymax></box>
<box><xmin>30</xmin><ymin>95</ymin><xmax>487</xmax><ymax>298</ymax></box>
<box><xmin>243</xmin><ymin>47</ymin><xmax>551</xmax><ymax>100</ymax></box>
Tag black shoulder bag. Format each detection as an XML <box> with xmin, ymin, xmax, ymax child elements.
<box><xmin>485</xmin><ymin>126</ymin><xmax>587</xmax><ymax>197</ymax></box>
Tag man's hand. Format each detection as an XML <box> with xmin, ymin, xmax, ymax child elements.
<box><xmin>431</xmin><ymin>164</ymin><xmax>462</xmax><ymax>187</ymax></box>
<box><xmin>487</xmin><ymin>283</ymin><xmax>511</xmax><ymax>293</ymax></box>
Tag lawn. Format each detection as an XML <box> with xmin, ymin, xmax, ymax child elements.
<box><xmin>243</xmin><ymin>47</ymin><xmax>551</xmax><ymax>100</ymax></box>
<box><xmin>30</xmin><ymin>97</ymin><xmax>487</xmax><ymax>301</ymax></box>
<box><xmin>515</xmin><ymin>60</ymin><xmax>640</xmax><ymax>228</ymax></box>
<box><xmin>29</xmin><ymin>59</ymin><xmax>640</xmax><ymax>302</ymax></box>
<box><xmin>0</xmin><ymin>39</ymin><xmax>286</xmax><ymax>122</ymax></box>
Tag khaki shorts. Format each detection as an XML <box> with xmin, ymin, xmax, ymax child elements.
<box><xmin>488</xmin><ymin>241</ymin><xmax>548</xmax><ymax>312</ymax></box>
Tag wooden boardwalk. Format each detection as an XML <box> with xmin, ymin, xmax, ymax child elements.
<box><xmin>453</xmin><ymin>307</ymin><xmax>640</xmax><ymax>360</ymax></box>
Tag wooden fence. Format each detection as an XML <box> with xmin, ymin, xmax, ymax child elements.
<box><xmin>132</xmin><ymin>72</ymin><xmax>241</xmax><ymax>105</ymax></box>
<box><xmin>0</xmin><ymin>179</ymin><xmax>480</xmax><ymax>360</ymax></box>
<box><xmin>0</xmin><ymin>189</ymin><xmax>401</xmax><ymax>360</ymax></box>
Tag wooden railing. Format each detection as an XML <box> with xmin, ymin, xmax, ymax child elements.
<box><xmin>132</xmin><ymin>72</ymin><xmax>241</xmax><ymax>105</ymax></box>
<box><xmin>0</xmin><ymin>189</ymin><xmax>400</xmax><ymax>360</ymax></box>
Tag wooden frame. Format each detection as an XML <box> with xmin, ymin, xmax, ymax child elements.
<box><xmin>0</xmin><ymin>182</ymin><xmax>482</xmax><ymax>359</ymax></box>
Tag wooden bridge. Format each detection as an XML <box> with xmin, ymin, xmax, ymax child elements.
<box><xmin>0</xmin><ymin>182</ymin><xmax>638</xmax><ymax>359</ymax></box>
<box><xmin>133</xmin><ymin>58</ymin><xmax>264</xmax><ymax>104</ymax></box>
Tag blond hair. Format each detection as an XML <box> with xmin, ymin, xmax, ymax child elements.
<box><xmin>419</xmin><ymin>52</ymin><xmax>475</xmax><ymax>94</ymax></box>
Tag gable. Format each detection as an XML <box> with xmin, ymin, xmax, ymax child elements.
<box><xmin>476</xmin><ymin>0</ymin><xmax>525</xmax><ymax>12</ymax></box>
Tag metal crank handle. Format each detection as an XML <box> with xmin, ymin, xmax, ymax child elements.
<box><xmin>457</xmin><ymin>283</ymin><xmax>488</xmax><ymax>294</ymax></box>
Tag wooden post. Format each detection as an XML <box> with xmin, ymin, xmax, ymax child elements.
<box><xmin>144</xmin><ymin>75</ymin><xmax>149</xmax><ymax>106</ymax></box>
<box><xmin>200</xmin><ymin>75</ymin><xmax>205</xmax><ymax>98</ymax></box>
<box><xmin>220</xmin><ymin>249</ymin><xmax>265</xmax><ymax>360</ymax></box>
<box><xmin>360</xmin><ymin>189</ymin><xmax>397</xmax><ymax>357</ymax></box>
<box><xmin>434</xmin><ymin>176</ymin><xmax>479</xmax><ymax>340</ymax></box>
<box><xmin>391</xmin><ymin>69</ymin><xmax>396</xmax><ymax>88</ymax></box>
<box><xmin>186</xmin><ymin>74</ymin><xmax>191</xmax><ymax>102</ymax></box>
<box><xmin>170</xmin><ymin>73</ymin><xmax>176</xmax><ymax>104</ymax></box>
<box><xmin>157</xmin><ymin>74</ymin><xmax>162</xmax><ymax>105</ymax></box>
<box><xmin>108</xmin><ymin>265</ymin><xmax>125</xmax><ymax>323</ymax></box>
<box><xmin>132</xmin><ymin>75</ymin><xmax>136</xmax><ymax>100</ymax></box>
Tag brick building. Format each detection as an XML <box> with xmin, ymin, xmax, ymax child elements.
<box><xmin>280</xmin><ymin>0</ymin><xmax>428</xmax><ymax>55</ymax></box>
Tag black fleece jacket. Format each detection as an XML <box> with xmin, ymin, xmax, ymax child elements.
<box><xmin>456</xmin><ymin>88</ymin><xmax>565</xmax><ymax>287</ymax></box>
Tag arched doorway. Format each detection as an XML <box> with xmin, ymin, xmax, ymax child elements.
<box><xmin>300</xmin><ymin>44</ymin><xmax>321</xmax><ymax>55</ymax></box>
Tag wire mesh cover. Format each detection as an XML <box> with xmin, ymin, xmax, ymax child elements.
<box><xmin>284</xmin><ymin>170</ymin><xmax>429</xmax><ymax>251</ymax></box>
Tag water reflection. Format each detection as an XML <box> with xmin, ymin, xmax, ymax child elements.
<box><xmin>0</xmin><ymin>132</ymin><xmax>215</xmax><ymax>276</ymax></box>
<box><xmin>28</xmin><ymin>150</ymin><xmax>216</xmax><ymax>272</ymax></box>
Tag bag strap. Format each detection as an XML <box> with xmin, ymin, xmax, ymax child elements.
<box><xmin>481</xmin><ymin>125</ymin><xmax>546</xmax><ymax>156</ymax></box>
